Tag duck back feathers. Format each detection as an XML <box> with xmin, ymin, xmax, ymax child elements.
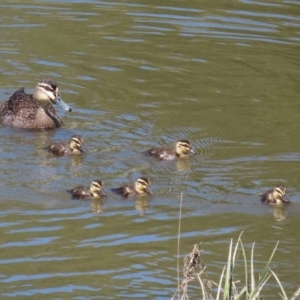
<box><xmin>1</xmin><ymin>79</ymin><xmax>71</xmax><ymax>129</ymax></box>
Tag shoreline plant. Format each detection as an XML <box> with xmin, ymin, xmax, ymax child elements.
<box><xmin>172</xmin><ymin>194</ymin><xmax>300</xmax><ymax>300</ymax></box>
<box><xmin>172</xmin><ymin>235</ymin><xmax>300</xmax><ymax>300</ymax></box>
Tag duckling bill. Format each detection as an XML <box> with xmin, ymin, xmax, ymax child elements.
<box><xmin>69</xmin><ymin>180</ymin><xmax>107</xmax><ymax>200</ymax></box>
<box><xmin>0</xmin><ymin>79</ymin><xmax>71</xmax><ymax>129</ymax></box>
<box><xmin>144</xmin><ymin>139</ymin><xmax>195</xmax><ymax>161</ymax></box>
<box><xmin>260</xmin><ymin>185</ymin><xmax>290</xmax><ymax>205</ymax></box>
<box><xmin>45</xmin><ymin>135</ymin><xmax>85</xmax><ymax>156</ymax></box>
<box><xmin>112</xmin><ymin>177</ymin><xmax>151</xmax><ymax>198</ymax></box>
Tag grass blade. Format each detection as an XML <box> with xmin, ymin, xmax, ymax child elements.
<box><xmin>269</xmin><ymin>268</ymin><xmax>288</xmax><ymax>300</ymax></box>
<box><xmin>224</xmin><ymin>239</ymin><xmax>233</xmax><ymax>300</ymax></box>
<box><xmin>216</xmin><ymin>265</ymin><xmax>226</xmax><ymax>300</ymax></box>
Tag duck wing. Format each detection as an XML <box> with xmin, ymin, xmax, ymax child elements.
<box><xmin>144</xmin><ymin>146</ymin><xmax>175</xmax><ymax>160</ymax></box>
<box><xmin>112</xmin><ymin>185</ymin><xmax>133</xmax><ymax>198</ymax></box>
<box><xmin>44</xmin><ymin>142</ymin><xmax>68</xmax><ymax>156</ymax></box>
<box><xmin>3</xmin><ymin>88</ymin><xmax>39</xmax><ymax>119</ymax></box>
<box><xmin>68</xmin><ymin>186</ymin><xmax>90</xmax><ymax>199</ymax></box>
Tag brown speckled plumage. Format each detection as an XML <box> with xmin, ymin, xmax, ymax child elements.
<box><xmin>44</xmin><ymin>135</ymin><xmax>85</xmax><ymax>156</ymax></box>
<box><xmin>260</xmin><ymin>185</ymin><xmax>290</xmax><ymax>204</ymax></box>
<box><xmin>112</xmin><ymin>177</ymin><xmax>151</xmax><ymax>198</ymax></box>
<box><xmin>0</xmin><ymin>79</ymin><xmax>71</xmax><ymax>129</ymax></box>
<box><xmin>144</xmin><ymin>139</ymin><xmax>195</xmax><ymax>161</ymax></box>
<box><xmin>69</xmin><ymin>180</ymin><xmax>107</xmax><ymax>200</ymax></box>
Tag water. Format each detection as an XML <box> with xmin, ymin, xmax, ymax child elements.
<box><xmin>0</xmin><ymin>0</ymin><xmax>300</xmax><ymax>298</ymax></box>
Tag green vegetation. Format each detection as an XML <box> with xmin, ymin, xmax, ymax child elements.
<box><xmin>172</xmin><ymin>233</ymin><xmax>300</xmax><ymax>300</ymax></box>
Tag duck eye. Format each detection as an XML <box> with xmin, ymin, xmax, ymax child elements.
<box><xmin>44</xmin><ymin>86</ymin><xmax>54</xmax><ymax>92</ymax></box>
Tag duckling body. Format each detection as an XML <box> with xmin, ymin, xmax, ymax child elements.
<box><xmin>112</xmin><ymin>177</ymin><xmax>151</xmax><ymax>198</ymax></box>
<box><xmin>0</xmin><ymin>79</ymin><xmax>71</xmax><ymax>129</ymax></box>
<box><xmin>261</xmin><ymin>185</ymin><xmax>290</xmax><ymax>204</ymax></box>
<box><xmin>45</xmin><ymin>135</ymin><xmax>85</xmax><ymax>156</ymax></box>
<box><xmin>144</xmin><ymin>139</ymin><xmax>195</xmax><ymax>161</ymax></box>
<box><xmin>69</xmin><ymin>180</ymin><xmax>107</xmax><ymax>200</ymax></box>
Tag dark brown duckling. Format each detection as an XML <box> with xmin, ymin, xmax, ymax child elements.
<box><xmin>112</xmin><ymin>177</ymin><xmax>151</xmax><ymax>198</ymax></box>
<box><xmin>69</xmin><ymin>180</ymin><xmax>107</xmax><ymax>200</ymax></box>
<box><xmin>144</xmin><ymin>139</ymin><xmax>195</xmax><ymax>161</ymax></box>
<box><xmin>45</xmin><ymin>135</ymin><xmax>86</xmax><ymax>156</ymax></box>
<box><xmin>260</xmin><ymin>185</ymin><xmax>290</xmax><ymax>204</ymax></box>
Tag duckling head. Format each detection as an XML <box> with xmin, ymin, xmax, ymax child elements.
<box><xmin>33</xmin><ymin>78</ymin><xmax>72</xmax><ymax>112</ymax></box>
<box><xmin>69</xmin><ymin>135</ymin><xmax>86</xmax><ymax>154</ymax></box>
<box><xmin>134</xmin><ymin>177</ymin><xmax>152</xmax><ymax>195</ymax></box>
<box><xmin>90</xmin><ymin>180</ymin><xmax>107</xmax><ymax>198</ymax></box>
<box><xmin>175</xmin><ymin>139</ymin><xmax>195</xmax><ymax>157</ymax></box>
<box><xmin>272</xmin><ymin>185</ymin><xmax>289</xmax><ymax>204</ymax></box>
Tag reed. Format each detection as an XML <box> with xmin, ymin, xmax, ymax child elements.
<box><xmin>172</xmin><ymin>235</ymin><xmax>300</xmax><ymax>299</ymax></box>
<box><xmin>172</xmin><ymin>197</ymin><xmax>300</xmax><ymax>299</ymax></box>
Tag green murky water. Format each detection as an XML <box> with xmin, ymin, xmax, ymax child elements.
<box><xmin>0</xmin><ymin>0</ymin><xmax>299</xmax><ymax>298</ymax></box>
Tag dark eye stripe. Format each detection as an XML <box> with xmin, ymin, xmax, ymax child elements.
<box><xmin>39</xmin><ymin>84</ymin><xmax>55</xmax><ymax>92</ymax></box>
<box><xmin>178</xmin><ymin>143</ymin><xmax>190</xmax><ymax>147</ymax></box>
<box><xmin>39</xmin><ymin>79</ymin><xmax>57</xmax><ymax>90</ymax></box>
<box><xmin>91</xmin><ymin>183</ymin><xmax>101</xmax><ymax>188</ymax></box>
<box><xmin>137</xmin><ymin>180</ymin><xmax>148</xmax><ymax>186</ymax></box>
<box><xmin>72</xmin><ymin>138</ymin><xmax>82</xmax><ymax>144</ymax></box>
<box><xmin>138</xmin><ymin>177</ymin><xmax>149</xmax><ymax>185</ymax></box>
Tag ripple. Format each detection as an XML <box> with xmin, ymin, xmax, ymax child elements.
<box><xmin>0</xmin><ymin>269</ymin><xmax>125</xmax><ymax>283</ymax></box>
<box><xmin>9</xmin><ymin>226</ymin><xmax>63</xmax><ymax>233</ymax></box>
<box><xmin>2</xmin><ymin>285</ymin><xmax>100</xmax><ymax>297</ymax></box>
<box><xmin>0</xmin><ymin>256</ymin><xmax>74</xmax><ymax>265</ymax></box>
<box><xmin>0</xmin><ymin>1</ymin><xmax>299</xmax><ymax>298</ymax></box>
<box><xmin>0</xmin><ymin>237</ymin><xmax>59</xmax><ymax>248</ymax></box>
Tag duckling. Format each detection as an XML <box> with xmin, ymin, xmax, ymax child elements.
<box><xmin>144</xmin><ymin>139</ymin><xmax>195</xmax><ymax>161</ymax></box>
<box><xmin>112</xmin><ymin>177</ymin><xmax>151</xmax><ymax>198</ymax></box>
<box><xmin>44</xmin><ymin>135</ymin><xmax>85</xmax><ymax>156</ymax></box>
<box><xmin>260</xmin><ymin>185</ymin><xmax>290</xmax><ymax>204</ymax></box>
<box><xmin>0</xmin><ymin>78</ymin><xmax>71</xmax><ymax>129</ymax></box>
<box><xmin>69</xmin><ymin>180</ymin><xmax>107</xmax><ymax>200</ymax></box>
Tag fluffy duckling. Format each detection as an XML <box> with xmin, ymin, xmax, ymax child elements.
<box><xmin>69</xmin><ymin>180</ymin><xmax>107</xmax><ymax>200</ymax></box>
<box><xmin>112</xmin><ymin>177</ymin><xmax>151</xmax><ymax>198</ymax></box>
<box><xmin>260</xmin><ymin>185</ymin><xmax>290</xmax><ymax>204</ymax></box>
<box><xmin>0</xmin><ymin>78</ymin><xmax>71</xmax><ymax>129</ymax></box>
<box><xmin>144</xmin><ymin>139</ymin><xmax>195</xmax><ymax>160</ymax></box>
<box><xmin>45</xmin><ymin>135</ymin><xmax>85</xmax><ymax>156</ymax></box>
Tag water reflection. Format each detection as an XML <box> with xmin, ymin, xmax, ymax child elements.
<box><xmin>0</xmin><ymin>0</ymin><xmax>300</xmax><ymax>299</ymax></box>
<box><xmin>135</xmin><ymin>196</ymin><xmax>150</xmax><ymax>213</ymax></box>
<box><xmin>90</xmin><ymin>198</ymin><xmax>103</xmax><ymax>214</ymax></box>
<box><xmin>176</xmin><ymin>157</ymin><xmax>192</xmax><ymax>172</ymax></box>
<box><xmin>69</xmin><ymin>154</ymin><xmax>86</xmax><ymax>167</ymax></box>
<box><xmin>272</xmin><ymin>204</ymin><xmax>287</xmax><ymax>222</ymax></box>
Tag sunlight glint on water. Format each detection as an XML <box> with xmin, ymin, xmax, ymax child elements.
<box><xmin>0</xmin><ymin>0</ymin><xmax>300</xmax><ymax>298</ymax></box>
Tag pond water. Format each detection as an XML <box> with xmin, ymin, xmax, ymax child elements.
<box><xmin>0</xmin><ymin>0</ymin><xmax>300</xmax><ymax>298</ymax></box>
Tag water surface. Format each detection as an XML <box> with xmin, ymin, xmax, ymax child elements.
<box><xmin>0</xmin><ymin>0</ymin><xmax>300</xmax><ymax>298</ymax></box>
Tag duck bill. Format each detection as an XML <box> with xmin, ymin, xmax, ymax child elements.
<box><xmin>54</xmin><ymin>93</ymin><xmax>72</xmax><ymax>112</ymax></box>
<box><xmin>146</xmin><ymin>187</ymin><xmax>152</xmax><ymax>194</ymax></box>
<box><xmin>79</xmin><ymin>145</ymin><xmax>87</xmax><ymax>153</ymax></box>
<box><xmin>189</xmin><ymin>148</ymin><xmax>196</xmax><ymax>154</ymax></box>
<box><xmin>100</xmin><ymin>190</ymin><xmax>107</xmax><ymax>197</ymax></box>
<box><xmin>281</xmin><ymin>195</ymin><xmax>290</xmax><ymax>203</ymax></box>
